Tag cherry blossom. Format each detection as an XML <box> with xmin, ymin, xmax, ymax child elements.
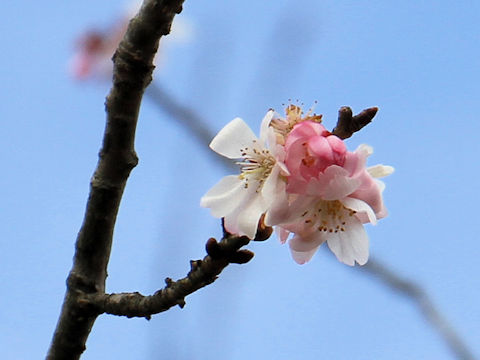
<box><xmin>200</xmin><ymin>111</ymin><xmax>288</xmax><ymax>239</ymax></box>
<box><xmin>269</xmin><ymin>104</ymin><xmax>323</xmax><ymax>145</ymax></box>
<box><xmin>202</xmin><ymin>105</ymin><xmax>393</xmax><ymax>266</ymax></box>
<box><xmin>271</xmin><ymin>120</ymin><xmax>393</xmax><ymax>265</ymax></box>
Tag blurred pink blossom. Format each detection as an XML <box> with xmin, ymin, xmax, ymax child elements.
<box><xmin>69</xmin><ymin>1</ymin><xmax>192</xmax><ymax>80</ymax></box>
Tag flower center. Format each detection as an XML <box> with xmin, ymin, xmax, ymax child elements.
<box><xmin>301</xmin><ymin>200</ymin><xmax>357</xmax><ymax>233</ymax></box>
<box><xmin>270</xmin><ymin>104</ymin><xmax>323</xmax><ymax>144</ymax></box>
<box><xmin>237</xmin><ymin>140</ymin><xmax>276</xmax><ymax>191</ymax></box>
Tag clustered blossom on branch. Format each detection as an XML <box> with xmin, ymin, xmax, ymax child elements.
<box><xmin>201</xmin><ymin>105</ymin><xmax>393</xmax><ymax>266</ymax></box>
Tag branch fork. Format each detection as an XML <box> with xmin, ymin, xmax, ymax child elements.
<box><xmin>85</xmin><ymin>222</ymin><xmax>271</xmax><ymax>320</ymax></box>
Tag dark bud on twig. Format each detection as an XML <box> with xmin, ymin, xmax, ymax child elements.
<box><xmin>205</xmin><ymin>237</ymin><xmax>223</xmax><ymax>259</ymax></box>
<box><xmin>352</xmin><ymin>107</ymin><xmax>378</xmax><ymax>128</ymax></box>
<box><xmin>228</xmin><ymin>250</ymin><xmax>255</xmax><ymax>264</ymax></box>
<box><xmin>332</xmin><ymin>106</ymin><xmax>378</xmax><ymax>140</ymax></box>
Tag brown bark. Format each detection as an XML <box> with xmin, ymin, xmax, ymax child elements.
<box><xmin>46</xmin><ymin>1</ymin><xmax>185</xmax><ymax>358</ymax></box>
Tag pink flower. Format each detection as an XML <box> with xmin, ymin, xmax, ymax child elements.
<box><xmin>201</xmin><ymin>104</ymin><xmax>393</xmax><ymax>266</ymax></box>
<box><xmin>284</xmin><ymin>121</ymin><xmax>347</xmax><ymax>194</ymax></box>
<box><xmin>271</xmin><ymin>120</ymin><xmax>393</xmax><ymax>266</ymax></box>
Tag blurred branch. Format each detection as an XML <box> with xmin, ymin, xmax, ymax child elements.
<box><xmin>146</xmin><ymin>83</ymin><xmax>236</xmax><ymax>171</ymax></box>
<box><xmin>149</xmin><ymin>87</ymin><xmax>475</xmax><ymax>360</ymax></box>
<box><xmin>147</xmin><ymin>83</ymin><xmax>214</xmax><ymax>150</ymax></box>
<box><xmin>47</xmin><ymin>1</ymin><xmax>184</xmax><ymax>359</ymax></box>
<box><xmin>360</xmin><ymin>258</ymin><xmax>476</xmax><ymax>360</ymax></box>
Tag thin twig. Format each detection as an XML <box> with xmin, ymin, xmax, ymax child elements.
<box><xmin>86</xmin><ymin>235</ymin><xmax>249</xmax><ymax>318</ymax></box>
<box><xmin>85</xmin><ymin>221</ymin><xmax>272</xmax><ymax>318</ymax></box>
<box><xmin>46</xmin><ymin>1</ymin><xmax>184</xmax><ymax>359</ymax></box>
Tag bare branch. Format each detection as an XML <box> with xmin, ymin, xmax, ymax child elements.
<box><xmin>85</xmin><ymin>219</ymin><xmax>272</xmax><ymax>318</ymax></box>
<box><xmin>47</xmin><ymin>1</ymin><xmax>185</xmax><ymax>359</ymax></box>
<box><xmin>360</xmin><ymin>259</ymin><xmax>476</xmax><ymax>360</ymax></box>
<box><xmin>332</xmin><ymin>106</ymin><xmax>378</xmax><ymax>140</ymax></box>
<box><xmin>146</xmin><ymin>83</ymin><xmax>236</xmax><ymax>171</ymax></box>
<box><xmin>86</xmin><ymin>233</ymin><xmax>253</xmax><ymax>318</ymax></box>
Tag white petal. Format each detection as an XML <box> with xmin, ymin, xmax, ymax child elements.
<box><xmin>327</xmin><ymin>218</ymin><xmax>369</xmax><ymax>266</ymax></box>
<box><xmin>200</xmin><ymin>175</ymin><xmax>246</xmax><ymax>217</ymax></box>
<box><xmin>261</xmin><ymin>165</ymin><xmax>281</xmax><ymax>204</ymax></box>
<box><xmin>259</xmin><ymin>110</ymin><xmax>275</xmax><ymax>143</ymax></box>
<box><xmin>210</xmin><ymin>118</ymin><xmax>258</xmax><ymax>159</ymax></box>
<box><xmin>236</xmin><ymin>193</ymin><xmax>267</xmax><ymax>238</ymax></box>
<box><xmin>264</xmin><ymin>185</ymin><xmax>290</xmax><ymax>226</ymax></box>
<box><xmin>356</xmin><ymin>144</ymin><xmax>373</xmax><ymax>157</ymax></box>
<box><xmin>342</xmin><ymin>197</ymin><xmax>377</xmax><ymax>225</ymax></box>
<box><xmin>223</xmin><ymin>212</ymin><xmax>241</xmax><ymax>235</ymax></box>
<box><xmin>367</xmin><ymin>165</ymin><xmax>394</xmax><ymax>178</ymax></box>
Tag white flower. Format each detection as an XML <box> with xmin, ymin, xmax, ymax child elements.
<box><xmin>200</xmin><ymin>111</ymin><xmax>287</xmax><ymax>239</ymax></box>
<box><xmin>272</xmin><ymin>141</ymin><xmax>394</xmax><ymax>266</ymax></box>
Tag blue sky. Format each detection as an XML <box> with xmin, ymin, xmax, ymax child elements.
<box><xmin>1</xmin><ymin>1</ymin><xmax>479</xmax><ymax>359</ymax></box>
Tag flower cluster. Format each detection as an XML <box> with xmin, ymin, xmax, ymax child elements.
<box><xmin>201</xmin><ymin>105</ymin><xmax>393</xmax><ymax>266</ymax></box>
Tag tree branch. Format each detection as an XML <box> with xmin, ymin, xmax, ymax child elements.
<box><xmin>47</xmin><ymin>1</ymin><xmax>185</xmax><ymax>359</ymax></box>
<box><xmin>360</xmin><ymin>259</ymin><xmax>476</xmax><ymax>360</ymax></box>
<box><xmin>146</xmin><ymin>83</ymin><xmax>236</xmax><ymax>171</ymax></box>
<box><xmin>84</xmin><ymin>221</ymin><xmax>272</xmax><ymax>319</ymax></box>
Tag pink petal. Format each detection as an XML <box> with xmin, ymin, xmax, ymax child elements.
<box><xmin>286</xmin><ymin>121</ymin><xmax>323</xmax><ymax>147</ymax></box>
<box><xmin>289</xmin><ymin>233</ymin><xmax>324</xmax><ymax>264</ymax></box>
<box><xmin>285</xmin><ymin>138</ymin><xmax>307</xmax><ymax>174</ymax></box>
<box><xmin>275</xmin><ymin>227</ymin><xmax>290</xmax><ymax>244</ymax></box>
<box><xmin>326</xmin><ymin>135</ymin><xmax>347</xmax><ymax>158</ymax></box>
<box><xmin>290</xmin><ymin>247</ymin><xmax>320</xmax><ymax>264</ymax></box>
<box><xmin>342</xmin><ymin>151</ymin><xmax>362</xmax><ymax>176</ymax></box>
<box><xmin>349</xmin><ymin>171</ymin><xmax>384</xmax><ymax>216</ymax></box>
<box><xmin>306</xmin><ymin>165</ymin><xmax>360</xmax><ymax>200</ymax></box>
<box><xmin>308</xmin><ymin>136</ymin><xmax>333</xmax><ymax>160</ymax></box>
